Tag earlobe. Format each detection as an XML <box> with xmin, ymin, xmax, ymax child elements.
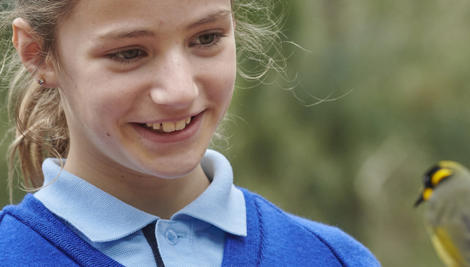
<box><xmin>12</xmin><ymin>18</ymin><xmax>59</xmax><ymax>88</ymax></box>
<box><xmin>41</xmin><ymin>53</ymin><xmax>59</xmax><ymax>88</ymax></box>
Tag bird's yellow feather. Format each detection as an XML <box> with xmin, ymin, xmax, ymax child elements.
<box><xmin>431</xmin><ymin>227</ymin><xmax>465</xmax><ymax>267</ymax></box>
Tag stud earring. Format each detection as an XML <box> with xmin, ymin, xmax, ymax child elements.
<box><xmin>38</xmin><ymin>78</ymin><xmax>45</xmax><ymax>86</ymax></box>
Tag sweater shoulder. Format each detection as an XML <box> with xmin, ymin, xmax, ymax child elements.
<box><xmin>242</xmin><ymin>189</ymin><xmax>380</xmax><ymax>267</ymax></box>
<box><xmin>0</xmin><ymin>194</ymin><xmax>121</xmax><ymax>266</ymax></box>
<box><xmin>0</xmin><ymin>200</ymin><xmax>78</xmax><ymax>265</ymax></box>
<box><xmin>288</xmin><ymin>214</ymin><xmax>380</xmax><ymax>267</ymax></box>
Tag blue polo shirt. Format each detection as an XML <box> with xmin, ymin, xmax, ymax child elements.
<box><xmin>34</xmin><ymin>149</ymin><xmax>247</xmax><ymax>266</ymax></box>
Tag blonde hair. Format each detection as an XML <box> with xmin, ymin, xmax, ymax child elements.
<box><xmin>0</xmin><ymin>0</ymin><xmax>284</xmax><ymax>202</ymax></box>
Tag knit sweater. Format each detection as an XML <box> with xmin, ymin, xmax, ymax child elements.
<box><xmin>0</xmin><ymin>189</ymin><xmax>379</xmax><ymax>266</ymax></box>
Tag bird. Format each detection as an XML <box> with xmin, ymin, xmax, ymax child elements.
<box><xmin>415</xmin><ymin>160</ymin><xmax>470</xmax><ymax>267</ymax></box>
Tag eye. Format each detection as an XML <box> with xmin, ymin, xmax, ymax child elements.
<box><xmin>191</xmin><ymin>32</ymin><xmax>225</xmax><ymax>47</ymax></box>
<box><xmin>107</xmin><ymin>48</ymin><xmax>147</xmax><ymax>63</ymax></box>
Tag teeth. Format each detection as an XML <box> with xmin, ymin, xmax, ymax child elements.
<box><xmin>175</xmin><ymin>120</ymin><xmax>186</xmax><ymax>131</ymax></box>
<box><xmin>144</xmin><ymin>116</ymin><xmax>192</xmax><ymax>133</ymax></box>
<box><xmin>162</xmin><ymin>121</ymin><xmax>176</xmax><ymax>132</ymax></box>
<box><xmin>152</xmin><ymin>123</ymin><xmax>161</xmax><ymax>130</ymax></box>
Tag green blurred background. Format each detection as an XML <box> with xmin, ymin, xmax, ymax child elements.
<box><xmin>3</xmin><ymin>0</ymin><xmax>470</xmax><ymax>266</ymax></box>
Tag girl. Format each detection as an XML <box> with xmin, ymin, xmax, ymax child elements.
<box><xmin>0</xmin><ymin>0</ymin><xmax>379</xmax><ymax>266</ymax></box>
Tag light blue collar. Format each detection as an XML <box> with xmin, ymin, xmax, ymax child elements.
<box><xmin>34</xmin><ymin>149</ymin><xmax>246</xmax><ymax>242</ymax></box>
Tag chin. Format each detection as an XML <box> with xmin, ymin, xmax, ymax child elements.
<box><xmin>120</xmin><ymin>140</ymin><xmax>208</xmax><ymax>180</ymax></box>
<box><xmin>136</xmin><ymin>159</ymin><xmax>201</xmax><ymax>180</ymax></box>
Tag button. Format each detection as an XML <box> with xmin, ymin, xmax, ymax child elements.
<box><xmin>165</xmin><ymin>229</ymin><xmax>179</xmax><ymax>245</ymax></box>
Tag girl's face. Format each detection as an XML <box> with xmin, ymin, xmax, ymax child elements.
<box><xmin>54</xmin><ymin>0</ymin><xmax>236</xmax><ymax>179</ymax></box>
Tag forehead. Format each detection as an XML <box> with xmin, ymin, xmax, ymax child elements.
<box><xmin>66</xmin><ymin>0</ymin><xmax>232</xmax><ymax>35</ymax></box>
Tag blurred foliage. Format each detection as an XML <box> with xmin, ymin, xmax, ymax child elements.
<box><xmin>3</xmin><ymin>0</ymin><xmax>470</xmax><ymax>266</ymax></box>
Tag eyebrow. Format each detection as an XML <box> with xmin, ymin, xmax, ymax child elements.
<box><xmin>100</xmin><ymin>30</ymin><xmax>155</xmax><ymax>40</ymax></box>
<box><xmin>186</xmin><ymin>9</ymin><xmax>232</xmax><ymax>30</ymax></box>
<box><xmin>98</xmin><ymin>9</ymin><xmax>232</xmax><ymax>41</ymax></box>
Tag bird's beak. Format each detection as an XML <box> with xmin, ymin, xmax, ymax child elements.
<box><xmin>414</xmin><ymin>195</ymin><xmax>424</xmax><ymax>207</ymax></box>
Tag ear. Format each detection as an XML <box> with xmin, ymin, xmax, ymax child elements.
<box><xmin>12</xmin><ymin>18</ymin><xmax>58</xmax><ymax>88</ymax></box>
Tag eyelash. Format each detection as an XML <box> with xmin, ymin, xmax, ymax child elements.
<box><xmin>106</xmin><ymin>32</ymin><xmax>226</xmax><ymax>64</ymax></box>
<box><xmin>190</xmin><ymin>32</ymin><xmax>226</xmax><ymax>48</ymax></box>
<box><xmin>107</xmin><ymin>48</ymin><xmax>147</xmax><ymax>64</ymax></box>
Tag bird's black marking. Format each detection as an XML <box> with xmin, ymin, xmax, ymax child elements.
<box><xmin>424</xmin><ymin>165</ymin><xmax>441</xmax><ymax>189</ymax></box>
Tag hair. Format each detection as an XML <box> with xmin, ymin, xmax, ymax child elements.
<box><xmin>0</xmin><ymin>0</ymin><xmax>284</xmax><ymax>203</ymax></box>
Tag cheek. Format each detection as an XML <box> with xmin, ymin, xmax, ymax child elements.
<box><xmin>217</xmin><ymin>75</ymin><xmax>235</xmax><ymax>109</ymax></box>
<box><xmin>217</xmin><ymin>65</ymin><xmax>236</xmax><ymax>109</ymax></box>
<box><xmin>201</xmin><ymin>50</ymin><xmax>237</xmax><ymax>107</ymax></box>
<box><xmin>57</xmin><ymin>50</ymin><xmax>139</xmax><ymax>118</ymax></box>
<box><xmin>60</xmin><ymin>62</ymin><xmax>139</xmax><ymax>114</ymax></box>
<box><xmin>58</xmin><ymin>73</ymin><xmax>136</xmax><ymax>143</ymax></box>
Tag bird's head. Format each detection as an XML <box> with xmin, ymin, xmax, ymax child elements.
<box><xmin>414</xmin><ymin>161</ymin><xmax>462</xmax><ymax>207</ymax></box>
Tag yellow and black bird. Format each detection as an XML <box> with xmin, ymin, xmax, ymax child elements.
<box><xmin>415</xmin><ymin>161</ymin><xmax>470</xmax><ymax>267</ymax></box>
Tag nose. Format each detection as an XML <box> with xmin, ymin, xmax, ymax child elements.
<box><xmin>149</xmin><ymin>49</ymin><xmax>198</xmax><ymax>108</ymax></box>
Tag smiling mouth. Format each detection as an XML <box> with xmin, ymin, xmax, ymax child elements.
<box><xmin>139</xmin><ymin>116</ymin><xmax>193</xmax><ymax>134</ymax></box>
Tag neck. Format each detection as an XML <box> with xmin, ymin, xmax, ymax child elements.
<box><xmin>64</xmin><ymin>153</ymin><xmax>210</xmax><ymax>219</ymax></box>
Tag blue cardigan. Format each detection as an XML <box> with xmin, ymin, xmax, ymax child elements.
<box><xmin>0</xmin><ymin>189</ymin><xmax>379</xmax><ymax>266</ymax></box>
